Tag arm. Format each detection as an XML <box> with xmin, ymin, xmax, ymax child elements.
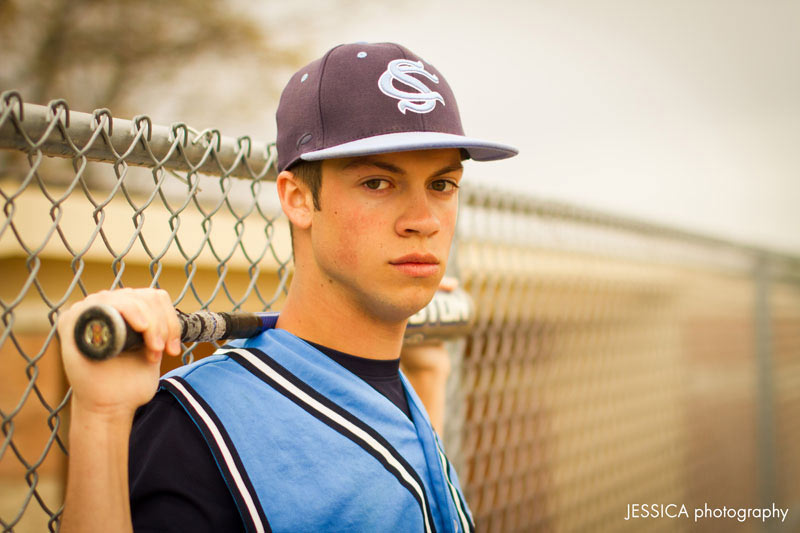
<box><xmin>57</xmin><ymin>288</ymin><xmax>181</xmax><ymax>533</ymax></box>
<box><xmin>400</xmin><ymin>341</ymin><xmax>451</xmax><ymax>434</ymax></box>
<box><xmin>400</xmin><ymin>275</ymin><xmax>458</xmax><ymax>434</ymax></box>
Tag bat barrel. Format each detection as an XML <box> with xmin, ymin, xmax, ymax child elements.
<box><xmin>404</xmin><ymin>288</ymin><xmax>475</xmax><ymax>344</ymax></box>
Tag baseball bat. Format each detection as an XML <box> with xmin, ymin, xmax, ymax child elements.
<box><xmin>74</xmin><ymin>287</ymin><xmax>474</xmax><ymax>360</ymax></box>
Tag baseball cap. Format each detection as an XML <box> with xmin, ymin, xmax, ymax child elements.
<box><xmin>275</xmin><ymin>42</ymin><xmax>518</xmax><ymax>172</ymax></box>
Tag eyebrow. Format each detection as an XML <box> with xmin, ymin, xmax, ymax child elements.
<box><xmin>430</xmin><ymin>163</ymin><xmax>464</xmax><ymax>177</ymax></box>
<box><xmin>341</xmin><ymin>158</ymin><xmax>463</xmax><ymax>177</ymax></box>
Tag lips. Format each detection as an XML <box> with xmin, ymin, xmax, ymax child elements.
<box><xmin>389</xmin><ymin>253</ymin><xmax>440</xmax><ymax>277</ymax></box>
<box><xmin>390</xmin><ymin>253</ymin><xmax>439</xmax><ymax>265</ymax></box>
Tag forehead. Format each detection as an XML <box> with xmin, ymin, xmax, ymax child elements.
<box><xmin>323</xmin><ymin>148</ymin><xmax>464</xmax><ymax>175</ymax></box>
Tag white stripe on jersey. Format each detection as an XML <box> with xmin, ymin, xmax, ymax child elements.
<box><xmin>164</xmin><ymin>377</ymin><xmax>265</xmax><ymax>533</ymax></box>
<box><xmin>435</xmin><ymin>440</ymin><xmax>471</xmax><ymax>532</ymax></box>
<box><xmin>230</xmin><ymin>347</ymin><xmax>434</xmax><ymax>533</ymax></box>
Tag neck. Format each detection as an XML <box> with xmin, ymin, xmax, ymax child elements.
<box><xmin>275</xmin><ymin>271</ymin><xmax>407</xmax><ymax>361</ymax></box>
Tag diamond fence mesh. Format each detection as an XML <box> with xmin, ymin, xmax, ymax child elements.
<box><xmin>0</xmin><ymin>91</ymin><xmax>289</xmax><ymax>532</ymax></box>
<box><xmin>1</xmin><ymin>92</ymin><xmax>800</xmax><ymax>532</ymax></box>
<box><xmin>452</xmin><ymin>192</ymin><xmax>800</xmax><ymax>533</ymax></box>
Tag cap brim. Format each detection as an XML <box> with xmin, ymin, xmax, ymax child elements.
<box><xmin>299</xmin><ymin>132</ymin><xmax>518</xmax><ymax>163</ymax></box>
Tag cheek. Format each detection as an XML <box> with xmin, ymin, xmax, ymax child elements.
<box><xmin>323</xmin><ymin>207</ymin><xmax>385</xmax><ymax>271</ymax></box>
<box><xmin>443</xmin><ymin>208</ymin><xmax>458</xmax><ymax>234</ymax></box>
<box><xmin>439</xmin><ymin>204</ymin><xmax>458</xmax><ymax>240</ymax></box>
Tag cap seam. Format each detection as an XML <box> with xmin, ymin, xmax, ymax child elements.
<box><xmin>316</xmin><ymin>45</ymin><xmax>344</xmax><ymax>151</ymax></box>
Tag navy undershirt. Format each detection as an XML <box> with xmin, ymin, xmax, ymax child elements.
<box><xmin>129</xmin><ymin>340</ymin><xmax>410</xmax><ymax>532</ymax></box>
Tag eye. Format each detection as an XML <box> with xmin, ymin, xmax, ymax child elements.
<box><xmin>430</xmin><ymin>179</ymin><xmax>459</xmax><ymax>193</ymax></box>
<box><xmin>362</xmin><ymin>178</ymin><xmax>391</xmax><ymax>190</ymax></box>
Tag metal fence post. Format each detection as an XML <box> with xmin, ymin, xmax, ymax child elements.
<box><xmin>755</xmin><ymin>252</ymin><xmax>777</xmax><ymax>532</ymax></box>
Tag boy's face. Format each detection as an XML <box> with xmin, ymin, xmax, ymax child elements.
<box><xmin>309</xmin><ymin>148</ymin><xmax>463</xmax><ymax>323</ymax></box>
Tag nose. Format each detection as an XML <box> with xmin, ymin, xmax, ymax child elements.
<box><xmin>395</xmin><ymin>191</ymin><xmax>441</xmax><ymax>237</ymax></box>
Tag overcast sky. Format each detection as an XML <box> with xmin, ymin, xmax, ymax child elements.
<box><xmin>285</xmin><ymin>0</ymin><xmax>800</xmax><ymax>254</ymax></box>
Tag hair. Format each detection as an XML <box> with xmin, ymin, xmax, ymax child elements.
<box><xmin>290</xmin><ymin>160</ymin><xmax>323</xmax><ymax>210</ymax></box>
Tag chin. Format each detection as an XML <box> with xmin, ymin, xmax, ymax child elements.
<box><xmin>398</xmin><ymin>284</ymin><xmax>439</xmax><ymax>317</ymax></box>
<box><xmin>365</xmin><ymin>284</ymin><xmax>438</xmax><ymax>324</ymax></box>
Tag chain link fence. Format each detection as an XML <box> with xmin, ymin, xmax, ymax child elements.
<box><xmin>454</xmin><ymin>191</ymin><xmax>800</xmax><ymax>532</ymax></box>
<box><xmin>0</xmin><ymin>91</ymin><xmax>289</xmax><ymax>532</ymax></box>
<box><xmin>2</xmin><ymin>92</ymin><xmax>799</xmax><ymax>532</ymax></box>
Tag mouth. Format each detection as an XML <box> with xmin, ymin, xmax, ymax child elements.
<box><xmin>389</xmin><ymin>253</ymin><xmax>440</xmax><ymax>277</ymax></box>
<box><xmin>389</xmin><ymin>253</ymin><xmax>439</xmax><ymax>265</ymax></box>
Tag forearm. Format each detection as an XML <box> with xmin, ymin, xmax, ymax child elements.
<box><xmin>401</xmin><ymin>343</ymin><xmax>452</xmax><ymax>434</ymax></box>
<box><xmin>60</xmin><ymin>402</ymin><xmax>135</xmax><ymax>533</ymax></box>
<box><xmin>57</xmin><ymin>288</ymin><xmax>183</xmax><ymax>532</ymax></box>
<box><xmin>404</xmin><ymin>366</ymin><xmax>449</xmax><ymax>434</ymax></box>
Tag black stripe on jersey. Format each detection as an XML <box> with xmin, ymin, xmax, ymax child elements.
<box><xmin>161</xmin><ymin>377</ymin><xmax>271</xmax><ymax>533</ymax></box>
<box><xmin>225</xmin><ymin>347</ymin><xmax>438</xmax><ymax>533</ymax></box>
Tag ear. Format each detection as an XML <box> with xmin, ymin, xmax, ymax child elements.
<box><xmin>276</xmin><ymin>170</ymin><xmax>313</xmax><ymax>230</ymax></box>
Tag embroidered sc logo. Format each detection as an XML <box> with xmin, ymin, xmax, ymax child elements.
<box><xmin>378</xmin><ymin>59</ymin><xmax>445</xmax><ymax>115</ymax></box>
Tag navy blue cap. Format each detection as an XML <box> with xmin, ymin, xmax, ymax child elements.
<box><xmin>276</xmin><ymin>42</ymin><xmax>518</xmax><ymax>172</ymax></box>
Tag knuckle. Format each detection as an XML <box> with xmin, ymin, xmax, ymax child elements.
<box><xmin>144</xmin><ymin>288</ymin><xmax>166</xmax><ymax>301</ymax></box>
<box><xmin>82</xmin><ymin>293</ymin><xmax>104</xmax><ymax>306</ymax></box>
<box><xmin>139</xmin><ymin>288</ymin><xmax>159</xmax><ymax>304</ymax></box>
<box><xmin>92</xmin><ymin>289</ymin><xmax>111</xmax><ymax>301</ymax></box>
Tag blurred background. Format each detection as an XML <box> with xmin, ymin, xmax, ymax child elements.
<box><xmin>3</xmin><ymin>0</ymin><xmax>797</xmax><ymax>253</ymax></box>
<box><xmin>1</xmin><ymin>0</ymin><xmax>799</xmax><ymax>532</ymax></box>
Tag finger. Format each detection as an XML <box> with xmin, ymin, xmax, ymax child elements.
<box><xmin>105</xmin><ymin>296</ymin><xmax>150</xmax><ymax>333</ymax></box>
<box><xmin>155</xmin><ymin>289</ymin><xmax>181</xmax><ymax>356</ymax></box>
<box><xmin>138</xmin><ymin>292</ymin><xmax>170</xmax><ymax>362</ymax></box>
<box><xmin>114</xmin><ymin>296</ymin><xmax>162</xmax><ymax>363</ymax></box>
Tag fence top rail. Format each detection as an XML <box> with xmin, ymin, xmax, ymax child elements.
<box><xmin>461</xmin><ymin>184</ymin><xmax>800</xmax><ymax>267</ymax></box>
<box><xmin>0</xmin><ymin>91</ymin><xmax>277</xmax><ymax>181</ymax></box>
<box><xmin>2</xmin><ymin>91</ymin><xmax>798</xmax><ymax>271</ymax></box>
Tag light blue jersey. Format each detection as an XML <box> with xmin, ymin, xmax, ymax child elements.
<box><xmin>161</xmin><ymin>328</ymin><xmax>474</xmax><ymax>533</ymax></box>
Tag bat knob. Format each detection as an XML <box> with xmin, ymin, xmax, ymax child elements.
<box><xmin>74</xmin><ymin>304</ymin><xmax>128</xmax><ymax>360</ymax></box>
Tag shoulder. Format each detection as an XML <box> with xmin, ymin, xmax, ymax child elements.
<box><xmin>161</xmin><ymin>336</ymin><xmax>287</xmax><ymax>383</ymax></box>
<box><xmin>161</xmin><ymin>352</ymin><xmax>234</xmax><ymax>380</ymax></box>
<box><xmin>129</xmin><ymin>389</ymin><xmax>245</xmax><ymax>532</ymax></box>
<box><xmin>130</xmin><ymin>389</ymin><xmax>200</xmax><ymax>466</ymax></box>
<box><xmin>131</xmin><ymin>389</ymin><xmax>187</xmax><ymax>437</ymax></box>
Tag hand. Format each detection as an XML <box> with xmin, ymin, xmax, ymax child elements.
<box><xmin>57</xmin><ymin>288</ymin><xmax>182</xmax><ymax>418</ymax></box>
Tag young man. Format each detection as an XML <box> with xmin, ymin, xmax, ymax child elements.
<box><xmin>58</xmin><ymin>42</ymin><xmax>517</xmax><ymax>532</ymax></box>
